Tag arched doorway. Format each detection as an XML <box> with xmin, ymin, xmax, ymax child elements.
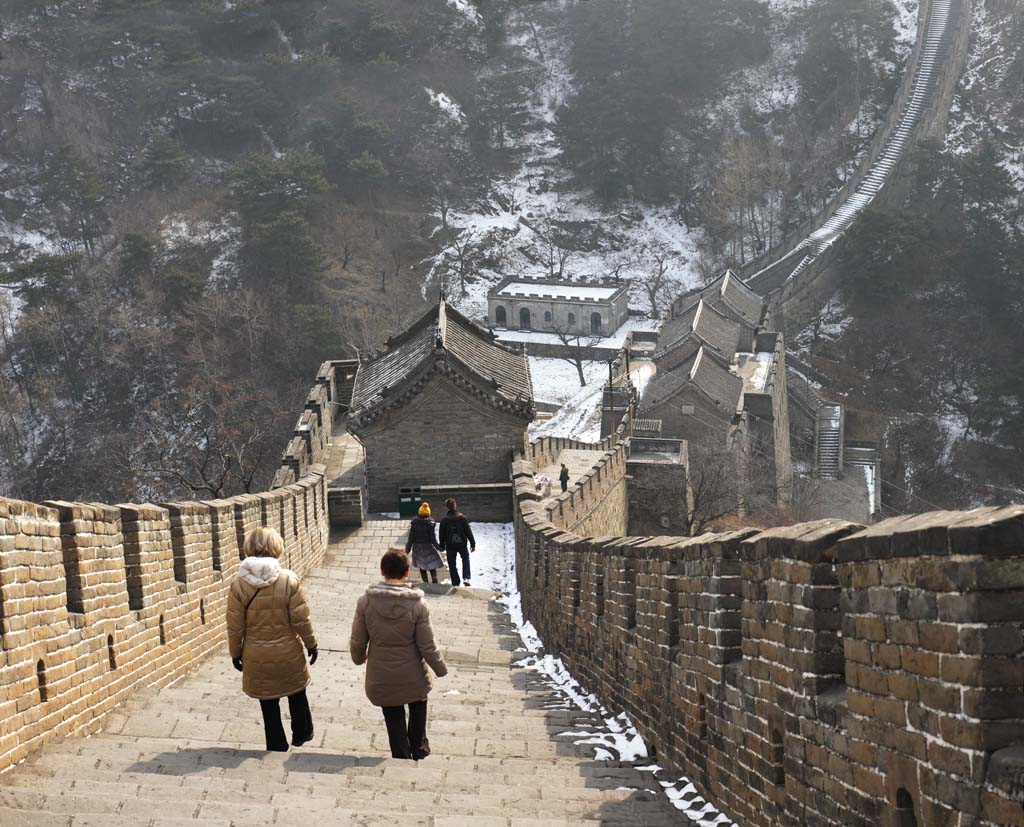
<box><xmin>590</xmin><ymin>312</ymin><xmax>602</xmax><ymax>336</ymax></box>
<box><xmin>568</xmin><ymin>312</ymin><xmax>576</xmax><ymax>329</ymax></box>
<box><xmin>895</xmin><ymin>789</ymin><xmax>917</xmax><ymax>827</ymax></box>
<box><xmin>520</xmin><ymin>307</ymin><xmax>532</xmax><ymax>330</ymax></box>
<box><xmin>495</xmin><ymin>305</ymin><xmax>507</xmax><ymax>327</ymax></box>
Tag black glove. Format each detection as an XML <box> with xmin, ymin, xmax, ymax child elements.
<box><xmin>308</xmin><ymin>647</ymin><xmax>318</xmax><ymax>665</ymax></box>
<box><xmin>232</xmin><ymin>657</ymin><xmax>243</xmax><ymax>672</ymax></box>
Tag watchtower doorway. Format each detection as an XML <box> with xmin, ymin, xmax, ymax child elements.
<box><xmin>590</xmin><ymin>312</ymin><xmax>602</xmax><ymax>335</ymax></box>
<box><xmin>495</xmin><ymin>305</ymin><xmax>507</xmax><ymax>327</ymax></box>
<box><xmin>520</xmin><ymin>308</ymin><xmax>532</xmax><ymax>330</ymax></box>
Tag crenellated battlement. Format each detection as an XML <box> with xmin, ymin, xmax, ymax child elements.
<box><xmin>513</xmin><ymin>427</ymin><xmax>1024</xmax><ymax>825</ymax></box>
<box><xmin>0</xmin><ymin>362</ymin><xmax>342</xmax><ymax>774</ymax></box>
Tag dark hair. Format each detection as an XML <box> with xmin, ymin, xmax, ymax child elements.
<box><xmin>444</xmin><ymin>497</ymin><xmax>457</xmax><ymax>511</ymax></box>
<box><xmin>381</xmin><ymin>549</ymin><xmax>410</xmax><ymax>580</ymax></box>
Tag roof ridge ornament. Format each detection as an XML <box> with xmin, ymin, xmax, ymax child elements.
<box><xmin>436</xmin><ymin>295</ymin><xmax>447</xmax><ymax>350</ymax></box>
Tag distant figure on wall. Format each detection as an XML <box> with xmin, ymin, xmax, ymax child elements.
<box><xmin>560</xmin><ymin>463</ymin><xmax>570</xmax><ymax>493</ymax></box>
<box><xmin>406</xmin><ymin>502</ymin><xmax>443</xmax><ymax>584</ymax></box>
<box><xmin>439</xmin><ymin>497</ymin><xmax>476</xmax><ymax>588</ymax></box>
<box><xmin>227</xmin><ymin>527</ymin><xmax>319</xmax><ymax>752</ymax></box>
<box><xmin>349</xmin><ymin>549</ymin><xmax>448</xmax><ymax>760</ymax></box>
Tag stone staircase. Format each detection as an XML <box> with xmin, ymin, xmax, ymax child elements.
<box><xmin>784</xmin><ymin>0</ymin><xmax>963</xmax><ymax>281</ymax></box>
<box><xmin>813</xmin><ymin>405</ymin><xmax>844</xmax><ymax>481</ymax></box>
<box><xmin>0</xmin><ymin>521</ymin><xmax>681</xmax><ymax>827</ymax></box>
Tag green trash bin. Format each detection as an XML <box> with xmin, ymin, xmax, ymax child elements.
<box><xmin>398</xmin><ymin>487</ymin><xmax>423</xmax><ymax>518</ymax></box>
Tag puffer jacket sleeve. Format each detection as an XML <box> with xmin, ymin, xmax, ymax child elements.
<box><xmin>349</xmin><ymin>595</ymin><xmax>369</xmax><ymax>666</ymax></box>
<box><xmin>414</xmin><ymin>600</ymin><xmax>448</xmax><ymax>677</ymax></box>
<box><xmin>226</xmin><ymin>581</ymin><xmax>245</xmax><ymax>659</ymax></box>
<box><xmin>288</xmin><ymin>576</ymin><xmax>318</xmax><ymax>651</ymax></box>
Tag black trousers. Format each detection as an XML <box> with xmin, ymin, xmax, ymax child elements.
<box><xmin>381</xmin><ymin>700</ymin><xmax>428</xmax><ymax>760</ymax></box>
<box><xmin>259</xmin><ymin>689</ymin><xmax>313</xmax><ymax>752</ymax></box>
<box><xmin>419</xmin><ymin>569</ymin><xmax>438</xmax><ymax>583</ymax></box>
<box><xmin>446</xmin><ymin>547</ymin><xmax>471</xmax><ymax>586</ymax></box>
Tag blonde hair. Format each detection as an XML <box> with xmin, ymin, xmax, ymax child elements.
<box><xmin>243</xmin><ymin>526</ymin><xmax>284</xmax><ymax>559</ymax></box>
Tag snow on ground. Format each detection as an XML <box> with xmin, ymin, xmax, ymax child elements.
<box><xmin>530</xmin><ymin>379</ymin><xmax>604</xmax><ymax>442</ymax></box>
<box><xmin>422</xmin><ymin>0</ymin><xmax>702</xmax><ymax>323</ymax></box>
<box><xmin>528</xmin><ymin>357</ymin><xmax>606</xmax><ymax>406</ymax></box>
<box><xmin>446</xmin><ymin>0</ymin><xmax>482</xmax><ymax>27</ymax></box>
<box><xmin>530</xmin><ymin>361</ymin><xmax>656</xmax><ymax>443</ymax></box>
<box><xmin>425</xmin><ymin>88</ymin><xmax>465</xmax><ymax>123</ymax></box>
<box><xmin>159</xmin><ymin>212</ymin><xmax>241</xmax><ymax>285</ymax></box>
<box><xmin>478</xmin><ymin>522</ymin><xmax>738</xmax><ymax>825</ymax></box>
<box><xmin>944</xmin><ymin>2</ymin><xmax>1023</xmax><ymax>190</ymax></box>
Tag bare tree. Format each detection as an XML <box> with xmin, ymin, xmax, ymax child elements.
<box><xmin>339</xmin><ymin>232</ymin><xmax>357</xmax><ymax>270</ymax></box>
<box><xmin>430</xmin><ymin>185</ymin><xmax>452</xmax><ymax>232</ymax></box>
<box><xmin>441</xmin><ymin>231</ymin><xmax>478</xmax><ymax>297</ymax></box>
<box><xmin>549</xmin><ymin>319</ymin><xmax>601</xmax><ymax>387</ymax></box>
<box><xmin>527</xmin><ymin>224</ymin><xmax>573</xmax><ymax>279</ymax></box>
<box><xmin>639</xmin><ymin>246</ymin><xmax>681</xmax><ymax>320</ymax></box>
<box><xmin>123</xmin><ymin>379</ymin><xmax>286</xmax><ymax>499</ymax></box>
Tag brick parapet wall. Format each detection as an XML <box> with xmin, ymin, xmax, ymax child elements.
<box><xmin>514</xmin><ymin>436</ymin><xmax>1024</xmax><ymax>826</ymax></box>
<box><xmin>0</xmin><ymin>465</ymin><xmax>328</xmax><ymax>775</ymax></box>
<box><xmin>271</xmin><ymin>359</ymin><xmax>359</xmax><ymax>489</ymax></box>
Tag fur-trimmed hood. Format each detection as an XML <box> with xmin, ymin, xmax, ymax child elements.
<box><xmin>239</xmin><ymin>556</ymin><xmax>281</xmax><ymax>588</ymax></box>
<box><xmin>365</xmin><ymin>582</ymin><xmax>424</xmax><ymax>619</ymax></box>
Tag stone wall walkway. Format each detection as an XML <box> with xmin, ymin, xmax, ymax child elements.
<box><xmin>0</xmin><ymin>521</ymin><xmax>680</xmax><ymax>826</ymax></box>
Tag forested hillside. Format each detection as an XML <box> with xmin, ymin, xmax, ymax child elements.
<box><xmin>0</xmin><ymin>0</ymin><xmax>985</xmax><ymax>508</ymax></box>
<box><xmin>0</xmin><ymin>0</ymin><xmax>500</xmax><ymax>500</ymax></box>
<box><xmin>799</xmin><ymin>0</ymin><xmax>1024</xmax><ymax>510</ymax></box>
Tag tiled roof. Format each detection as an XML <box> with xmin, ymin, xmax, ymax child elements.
<box><xmin>657</xmin><ymin>299</ymin><xmax>740</xmax><ymax>360</ymax></box>
<box><xmin>442</xmin><ymin>302</ymin><xmax>534</xmax><ymax>401</ymax></box>
<box><xmin>667</xmin><ymin>271</ymin><xmax>767</xmax><ymax>333</ymax></box>
<box><xmin>350</xmin><ymin>301</ymin><xmax>533</xmax><ymax>414</ymax></box>
<box><xmin>718</xmin><ymin>270</ymin><xmax>766</xmax><ymax>327</ymax></box>
<box><xmin>641</xmin><ymin>347</ymin><xmax>742</xmax><ymax>414</ymax></box>
<box><xmin>690</xmin><ymin>348</ymin><xmax>744</xmax><ymax>412</ymax></box>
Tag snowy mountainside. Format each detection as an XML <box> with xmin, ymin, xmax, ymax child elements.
<box><xmin>422</xmin><ymin>0</ymin><xmax>703</xmax><ymax>322</ymax></box>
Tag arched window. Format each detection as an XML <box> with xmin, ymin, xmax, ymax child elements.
<box><xmin>590</xmin><ymin>312</ymin><xmax>602</xmax><ymax>335</ymax></box>
<box><xmin>495</xmin><ymin>305</ymin><xmax>507</xmax><ymax>327</ymax></box>
<box><xmin>568</xmin><ymin>312</ymin><xmax>576</xmax><ymax>329</ymax></box>
<box><xmin>544</xmin><ymin>310</ymin><xmax>552</xmax><ymax>324</ymax></box>
<box><xmin>520</xmin><ymin>307</ymin><xmax>532</xmax><ymax>330</ymax></box>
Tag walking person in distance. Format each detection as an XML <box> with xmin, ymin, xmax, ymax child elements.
<box><xmin>406</xmin><ymin>502</ymin><xmax>443</xmax><ymax>584</ymax></box>
<box><xmin>439</xmin><ymin>497</ymin><xmax>476</xmax><ymax>587</ymax></box>
<box><xmin>227</xmin><ymin>527</ymin><xmax>319</xmax><ymax>752</ymax></box>
<box><xmin>559</xmin><ymin>462</ymin><xmax>570</xmax><ymax>493</ymax></box>
<box><xmin>350</xmin><ymin>549</ymin><xmax>448</xmax><ymax>760</ymax></box>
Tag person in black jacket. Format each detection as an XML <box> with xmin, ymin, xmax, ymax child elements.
<box><xmin>405</xmin><ymin>503</ymin><xmax>443</xmax><ymax>583</ymax></box>
<box><xmin>438</xmin><ymin>498</ymin><xmax>476</xmax><ymax>588</ymax></box>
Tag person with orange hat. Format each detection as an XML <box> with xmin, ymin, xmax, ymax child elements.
<box><xmin>405</xmin><ymin>502</ymin><xmax>443</xmax><ymax>583</ymax></box>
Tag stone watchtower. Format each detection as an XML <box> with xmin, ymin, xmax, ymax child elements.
<box><xmin>346</xmin><ymin>299</ymin><xmax>535</xmax><ymax>515</ymax></box>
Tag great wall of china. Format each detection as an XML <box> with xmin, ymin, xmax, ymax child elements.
<box><xmin>0</xmin><ymin>361</ymin><xmax>347</xmax><ymax>774</ymax></box>
<box><xmin>513</xmin><ymin>410</ymin><xmax>1024</xmax><ymax>826</ymax></box>
<box><xmin>742</xmin><ymin>0</ymin><xmax>973</xmax><ymax>334</ymax></box>
<box><xmin>2</xmin><ymin>2</ymin><xmax>1022</xmax><ymax>824</ymax></box>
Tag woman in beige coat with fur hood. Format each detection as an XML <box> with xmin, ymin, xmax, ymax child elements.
<box><xmin>228</xmin><ymin>527</ymin><xmax>318</xmax><ymax>752</ymax></box>
<box><xmin>350</xmin><ymin>548</ymin><xmax>447</xmax><ymax>760</ymax></box>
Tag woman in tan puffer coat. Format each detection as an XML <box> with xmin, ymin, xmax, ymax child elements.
<box><xmin>227</xmin><ymin>527</ymin><xmax>318</xmax><ymax>752</ymax></box>
<box><xmin>350</xmin><ymin>548</ymin><xmax>447</xmax><ymax>760</ymax></box>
